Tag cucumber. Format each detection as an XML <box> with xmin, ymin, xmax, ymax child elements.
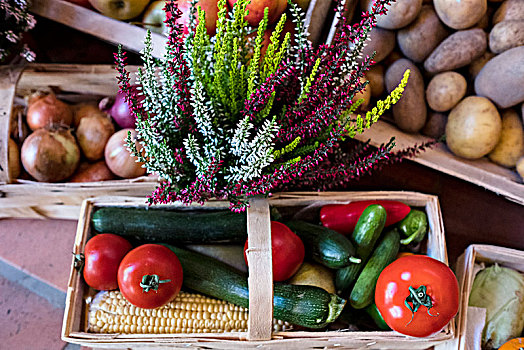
<box><xmin>365</xmin><ymin>303</ymin><xmax>391</xmax><ymax>330</ymax></box>
<box><xmin>163</xmin><ymin>244</ymin><xmax>346</xmax><ymax>329</ymax></box>
<box><xmin>349</xmin><ymin>228</ymin><xmax>400</xmax><ymax>309</ymax></box>
<box><xmin>91</xmin><ymin>207</ymin><xmax>247</xmax><ymax>244</ymax></box>
<box><xmin>335</xmin><ymin>204</ymin><xmax>387</xmax><ymax>294</ymax></box>
<box><xmin>285</xmin><ymin>220</ymin><xmax>360</xmax><ymax>269</ymax></box>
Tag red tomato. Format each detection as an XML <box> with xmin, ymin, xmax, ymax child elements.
<box><xmin>244</xmin><ymin>221</ymin><xmax>305</xmax><ymax>282</ymax></box>
<box><xmin>375</xmin><ymin>255</ymin><xmax>459</xmax><ymax>337</ymax></box>
<box><xmin>83</xmin><ymin>233</ymin><xmax>132</xmax><ymax>290</ymax></box>
<box><xmin>118</xmin><ymin>244</ymin><xmax>183</xmax><ymax>309</ymax></box>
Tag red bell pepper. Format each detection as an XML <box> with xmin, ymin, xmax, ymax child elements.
<box><xmin>320</xmin><ymin>200</ymin><xmax>411</xmax><ymax>235</ymax></box>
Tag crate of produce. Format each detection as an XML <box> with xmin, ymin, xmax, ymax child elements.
<box><xmin>325</xmin><ymin>0</ymin><xmax>524</xmax><ymax>205</ymax></box>
<box><xmin>445</xmin><ymin>244</ymin><xmax>524</xmax><ymax>350</ymax></box>
<box><xmin>0</xmin><ymin>64</ymin><xmax>157</xmax><ymax>219</ymax></box>
<box><xmin>30</xmin><ymin>0</ymin><xmax>334</xmax><ymax>57</ymax></box>
<box><xmin>62</xmin><ymin>191</ymin><xmax>456</xmax><ymax>349</ymax></box>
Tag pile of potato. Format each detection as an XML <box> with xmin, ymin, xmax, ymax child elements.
<box><xmin>359</xmin><ymin>0</ymin><xmax>524</xmax><ymax>179</ymax></box>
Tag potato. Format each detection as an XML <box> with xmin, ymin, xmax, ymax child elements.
<box><xmin>475</xmin><ymin>46</ymin><xmax>524</xmax><ymax>108</ymax></box>
<box><xmin>422</xmin><ymin>112</ymin><xmax>447</xmax><ymax>138</ymax></box>
<box><xmin>351</xmin><ymin>77</ymin><xmax>372</xmax><ymax>110</ymax></box>
<box><xmin>516</xmin><ymin>156</ymin><xmax>524</xmax><ymax>180</ymax></box>
<box><xmin>489</xmin><ymin>20</ymin><xmax>524</xmax><ymax>54</ymax></box>
<box><xmin>361</xmin><ymin>0</ymin><xmax>422</xmax><ymax>29</ymax></box>
<box><xmin>493</xmin><ymin>0</ymin><xmax>524</xmax><ymax>25</ymax></box>
<box><xmin>385</xmin><ymin>58</ymin><xmax>427</xmax><ymax>133</ymax></box>
<box><xmin>359</xmin><ymin>27</ymin><xmax>396</xmax><ymax>64</ymax></box>
<box><xmin>367</xmin><ymin>65</ymin><xmax>385</xmax><ymax>97</ymax></box>
<box><xmin>424</xmin><ymin>29</ymin><xmax>487</xmax><ymax>73</ymax></box>
<box><xmin>468</xmin><ymin>51</ymin><xmax>495</xmax><ymax>80</ymax></box>
<box><xmin>446</xmin><ymin>96</ymin><xmax>502</xmax><ymax>159</ymax></box>
<box><xmin>488</xmin><ymin>110</ymin><xmax>524</xmax><ymax>167</ymax></box>
<box><xmin>426</xmin><ymin>72</ymin><xmax>467</xmax><ymax>112</ymax></box>
<box><xmin>397</xmin><ymin>5</ymin><xmax>450</xmax><ymax>63</ymax></box>
<box><xmin>434</xmin><ymin>0</ymin><xmax>487</xmax><ymax>29</ymax></box>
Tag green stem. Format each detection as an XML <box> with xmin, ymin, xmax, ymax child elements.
<box><xmin>404</xmin><ymin>285</ymin><xmax>439</xmax><ymax>326</ymax></box>
<box><xmin>140</xmin><ymin>274</ymin><xmax>171</xmax><ymax>293</ymax></box>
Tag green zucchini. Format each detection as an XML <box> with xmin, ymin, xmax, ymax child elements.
<box><xmin>163</xmin><ymin>244</ymin><xmax>346</xmax><ymax>329</ymax></box>
<box><xmin>91</xmin><ymin>207</ymin><xmax>247</xmax><ymax>244</ymax></box>
<box><xmin>285</xmin><ymin>220</ymin><xmax>360</xmax><ymax>269</ymax></box>
<box><xmin>335</xmin><ymin>204</ymin><xmax>387</xmax><ymax>294</ymax></box>
<box><xmin>349</xmin><ymin>228</ymin><xmax>400</xmax><ymax>309</ymax></box>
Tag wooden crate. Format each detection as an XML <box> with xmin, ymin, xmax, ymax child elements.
<box><xmin>0</xmin><ymin>64</ymin><xmax>157</xmax><ymax>219</ymax></box>
<box><xmin>30</xmin><ymin>0</ymin><xmax>334</xmax><ymax>56</ymax></box>
<box><xmin>438</xmin><ymin>245</ymin><xmax>524</xmax><ymax>350</ymax></box>
<box><xmin>63</xmin><ymin>191</ymin><xmax>454</xmax><ymax>349</ymax></box>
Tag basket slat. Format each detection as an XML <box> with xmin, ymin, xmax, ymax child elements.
<box><xmin>0</xmin><ymin>65</ymin><xmax>25</xmax><ymax>184</ymax></box>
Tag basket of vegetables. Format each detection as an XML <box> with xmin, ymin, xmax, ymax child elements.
<box><xmin>62</xmin><ymin>191</ymin><xmax>457</xmax><ymax>349</ymax></box>
<box><xmin>449</xmin><ymin>244</ymin><xmax>524</xmax><ymax>350</ymax></box>
<box><xmin>0</xmin><ymin>64</ymin><xmax>157</xmax><ymax>219</ymax></box>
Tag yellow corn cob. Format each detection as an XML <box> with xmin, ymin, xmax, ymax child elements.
<box><xmin>87</xmin><ymin>290</ymin><xmax>293</xmax><ymax>334</ymax></box>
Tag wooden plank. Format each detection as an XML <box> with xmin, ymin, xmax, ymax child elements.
<box><xmin>16</xmin><ymin>64</ymin><xmax>138</xmax><ymax>96</ymax></box>
<box><xmin>30</xmin><ymin>0</ymin><xmax>167</xmax><ymax>58</ymax></box>
<box><xmin>246</xmin><ymin>197</ymin><xmax>273</xmax><ymax>341</ymax></box>
<box><xmin>355</xmin><ymin>120</ymin><xmax>524</xmax><ymax>205</ymax></box>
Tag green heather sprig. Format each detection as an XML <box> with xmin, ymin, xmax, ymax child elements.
<box><xmin>116</xmin><ymin>0</ymin><xmax>413</xmax><ymax>211</ymax></box>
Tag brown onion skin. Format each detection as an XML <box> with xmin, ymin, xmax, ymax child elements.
<box><xmin>104</xmin><ymin>129</ymin><xmax>146</xmax><ymax>179</ymax></box>
<box><xmin>8</xmin><ymin>138</ymin><xmax>21</xmax><ymax>182</ymax></box>
<box><xmin>76</xmin><ymin>114</ymin><xmax>115</xmax><ymax>161</ymax></box>
<box><xmin>21</xmin><ymin>128</ymin><xmax>80</xmax><ymax>182</ymax></box>
<box><xmin>69</xmin><ymin>161</ymin><xmax>115</xmax><ymax>182</ymax></box>
<box><xmin>73</xmin><ymin>103</ymin><xmax>108</xmax><ymax>128</ymax></box>
<box><xmin>26</xmin><ymin>93</ymin><xmax>73</xmax><ymax>131</ymax></box>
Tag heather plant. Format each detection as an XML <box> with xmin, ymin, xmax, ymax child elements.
<box><xmin>0</xmin><ymin>0</ymin><xmax>36</xmax><ymax>63</ymax></box>
<box><xmin>116</xmin><ymin>0</ymin><xmax>424</xmax><ymax>211</ymax></box>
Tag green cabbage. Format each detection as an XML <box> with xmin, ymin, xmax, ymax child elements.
<box><xmin>469</xmin><ymin>264</ymin><xmax>524</xmax><ymax>349</ymax></box>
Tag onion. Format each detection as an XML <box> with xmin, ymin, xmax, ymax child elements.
<box><xmin>76</xmin><ymin>114</ymin><xmax>115</xmax><ymax>161</ymax></box>
<box><xmin>69</xmin><ymin>161</ymin><xmax>115</xmax><ymax>182</ymax></box>
<box><xmin>21</xmin><ymin>128</ymin><xmax>80</xmax><ymax>182</ymax></box>
<box><xmin>99</xmin><ymin>85</ymin><xmax>143</xmax><ymax>129</ymax></box>
<box><xmin>26</xmin><ymin>92</ymin><xmax>73</xmax><ymax>131</ymax></box>
<box><xmin>8</xmin><ymin>138</ymin><xmax>21</xmax><ymax>182</ymax></box>
<box><xmin>104</xmin><ymin>128</ymin><xmax>146</xmax><ymax>179</ymax></box>
<box><xmin>73</xmin><ymin>103</ymin><xmax>108</xmax><ymax>128</ymax></box>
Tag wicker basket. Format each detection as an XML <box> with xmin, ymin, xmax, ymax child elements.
<box><xmin>437</xmin><ymin>244</ymin><xmax>524</xmax><ymax>350</ymax></box>
<box><xmin>62</xmin><ymin>191</ymin><xmax>455</xmax><ymax>349</ymax></box>
<box><xmin>0</xmin><ymin>64</ymin><xmax>157</xmax><ymax>219</ymax></box>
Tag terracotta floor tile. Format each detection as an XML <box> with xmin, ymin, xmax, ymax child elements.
<box><xmin>0</xmin><ymin>274</ymin><xmax>68</xmax><ymax>350</ymax></box>
<box><xmin>0</xmin><ymin>219</ymin><xmax>78</xmax><ymax>292</ymax></box>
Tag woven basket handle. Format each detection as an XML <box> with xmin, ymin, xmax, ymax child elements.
<box><xmin>246</xmin><ymin>197</ymin><xmax>273</xmax><ymax>341</ymax></box>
